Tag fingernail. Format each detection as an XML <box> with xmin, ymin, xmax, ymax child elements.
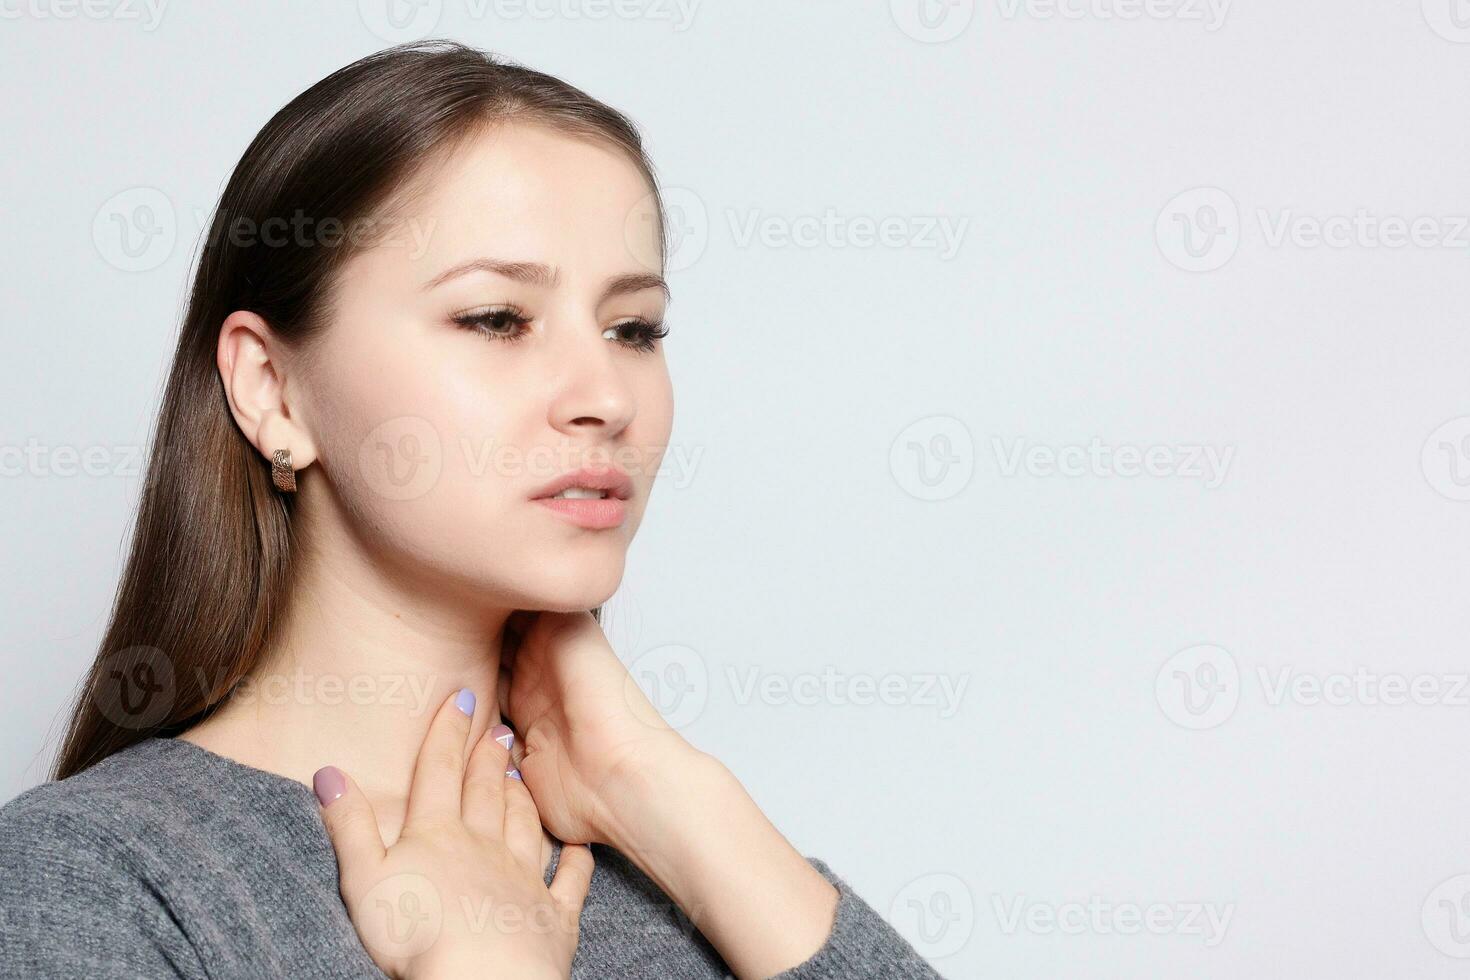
<box><xmin>313</xmin><ymin>766</ymin><xmax>346</xmax><ymax>807</ymax></box>
<box><xmin>454</xmin><ymin>688</ymin><xmax>476</xmax><ymax>717</ymax></box>
<box><xmin>506</xmin><ymin>765</ymin><xmax>522</xmax><ymax>780</ymax></box>
<box><xmin>490</xmin><ymin>724</ymin><xmax>514</xmax><ymax>751</ymax></box>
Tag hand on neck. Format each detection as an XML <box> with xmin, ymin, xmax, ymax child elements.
<box><xmin>182</xmin><ymin>534</ymin><xmax>515</xmax><ymax>845</ymax></box>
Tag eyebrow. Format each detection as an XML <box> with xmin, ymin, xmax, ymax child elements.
<box><xmin>422</xmin><ymin>257</ymin><xmax>669</xmax><ymax>303</ymax></box>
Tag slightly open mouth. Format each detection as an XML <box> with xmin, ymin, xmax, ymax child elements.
<box><xmin>548</xmin><ymin>488</ymin><xmax>610</xmax><ymax>500</ymax></box>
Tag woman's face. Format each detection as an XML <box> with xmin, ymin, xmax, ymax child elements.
<box><xmin>297</xmin><ymin>121</ymin><xmax>674</xmax><ymax>614</ymax></box>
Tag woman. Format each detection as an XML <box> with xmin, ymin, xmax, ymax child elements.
<box><xmin>0</xmin><ymin>41</ymin><xmax>940</xmax><ymax>979</ymax></box>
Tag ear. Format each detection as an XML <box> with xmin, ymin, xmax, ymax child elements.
<box><xmin>216</xmin><ymin>310</ymin><xmax>320</xmax><ymax>476</ymax></box>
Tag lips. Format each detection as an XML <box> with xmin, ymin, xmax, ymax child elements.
<box><xmin>529</xmin><ymin>465</ymin><xmax>633</xmax><ymax>530</ymax></box>
<box><xmin>528</xmin><ymin>466</ymin><xmax>634</xmax><ymax>502</ymax></box>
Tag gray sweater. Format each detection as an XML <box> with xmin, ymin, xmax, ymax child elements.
<box><xmin>0</xmin><ymin>737</ymin><xmax>942</xmax><ymax>979</ymax></box>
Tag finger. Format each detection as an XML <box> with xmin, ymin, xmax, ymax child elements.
<box><xmin>461</xmin><ymin>723</ymin><xmax>514</xmax><ymax>838</ymax></box>
<box><xmin>548</xmin><ymin>843</ymin><xmax>595</xmax><ymax>915</ymax></box>
<box><xmin>403</xmin><ymin>687</ymin><xmax>477</xmax><ymax>830</ymax></box>
<box><xmin>313</xmin><ymin>766</ymin><xmax>387</xmax><ymax>897</ymax></box>
<box><xmin>507</xmin><ymin>730</ymin><xmax>526</xmax><ymax>771</ymax></box>
<box><xmin>502</xmin><ymin>763</ymin><xmax>542</xmax><ymax>867</ymax></box>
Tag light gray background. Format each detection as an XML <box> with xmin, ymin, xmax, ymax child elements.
<box><xmin>3</xmin><ymin>1</ymin><xmax>1469</xmax><ymax>976</ymax></box>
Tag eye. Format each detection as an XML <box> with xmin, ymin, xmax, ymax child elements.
<box><xmin>603</xmin><ymin>318</ymin><xmax>670</xmax><ymax>354</ymax></box>
<box><xmin>451</xmin><ymin>306</ymin><xmax>532</xmax><ymax>344</ymax></box>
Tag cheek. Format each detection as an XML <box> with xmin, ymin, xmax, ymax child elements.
<box><xmin>310</xmin><ymin>337</ymin><xmax>524</xmax><ymax>552</ymax></box>
<box><xmin>634</xmin><ymin>370</ymin><xmax>675</xmax><ymax>468</ymax></box>
<box><xmin>616</xmin><ymin>370</ymin><xmax>675</xmax><ymax>528</ymax></box>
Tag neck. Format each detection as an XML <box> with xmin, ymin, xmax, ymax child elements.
<box><xmin>182</xmin><ymin>514</ymin><xmax>512</xmax><ymax>843</ymax></box>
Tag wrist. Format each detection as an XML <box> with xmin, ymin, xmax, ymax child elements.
<box><xmin>590</xmin><ymin>734</ymin><xmax>717</xmax><ymax>846</ymax></box>
<box><xmin>597</xmin><ymin>754</ymin><xmax>841</xmax><ymax>979</ymax></box>
<box><xmin>596</xmin><ymin>740</ymin><xmax>729</xmax><ymax>855</ymax></box>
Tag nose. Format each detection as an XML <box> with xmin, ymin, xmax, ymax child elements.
<box><xmin>545</xmin><ymin>323</ymin><xmax>636</xmax><ymax>440</ymax></box>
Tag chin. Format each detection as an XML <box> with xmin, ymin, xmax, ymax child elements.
<box><xmin>520</xmin><ymin>561</ymin><xmax>623</xmax><ymax>613</ymax></box>
<box><xmin>526</xmin><ymin>588</ymin><xmax>618</xmax><ymax>614</ymax></box>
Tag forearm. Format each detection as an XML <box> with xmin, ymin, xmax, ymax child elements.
<box><xmin>601</xmin><ymin>751</ymin><xmax>840</xmax><ymax>980</ymax></box>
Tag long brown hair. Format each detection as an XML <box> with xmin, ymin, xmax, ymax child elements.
<box><xmin>53</xmin><ymin>40</ymin><xmax>664</xmax><ymax>780</ymax></box>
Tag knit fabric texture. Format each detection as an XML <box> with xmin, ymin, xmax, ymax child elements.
<box><xmin>0</xmin><ymin>737</ymin><xmax>943</xmax><ymax>978</ymax></box>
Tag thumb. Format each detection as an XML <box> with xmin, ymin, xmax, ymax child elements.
<box><xmin>313</xmin><ymin>765</ymin><xmax>387</xmax><ymax>895</ymax></box>
<box><xmin>548</xmin><ymin>842</ymin><xmax>595</xmax><ymax>916</ymax></box>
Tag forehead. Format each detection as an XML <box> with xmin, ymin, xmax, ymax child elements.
<box><xmin>367</xmin><ymin>119</ymin><xmax>663</xmax><ymax>284</ymax></box>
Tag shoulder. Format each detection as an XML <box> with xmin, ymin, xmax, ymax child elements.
<box><xmin>0</xmin><ymin>771</ymin><xmax>151</xmax><ymax>915</ymax></box>
<box><xmin>0</xmin><ymin>740</ymin><xmax>165</xmax><ymax>860</ymax></box>
<box><xmin>0</xmin><ymin>737</ymin><xmax>209</xmax><ymax>858</ymax></box>
<box><xmin>0</xmin><ymin>740</ymin><xmax>217</xmax><ymax>979</ymax></box>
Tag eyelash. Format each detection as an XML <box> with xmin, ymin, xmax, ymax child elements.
<box><xmin>451</xmin><ymin>306</ymin><xmax>669</xmax><ymax>354</ymax></box>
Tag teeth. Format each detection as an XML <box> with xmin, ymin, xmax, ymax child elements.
<box><xmin>552</xmin><ymin>487</ymin><xmax>608</xmax><ymax>500</ymax></box>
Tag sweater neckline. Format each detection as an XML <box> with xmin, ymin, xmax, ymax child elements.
<box><xmin>145</xmin><ymin>735</ymin><xmax>568</xmax><ymax>879</ymax></box>
<box><xmin>148</xmin><ymin>734</ymin><xmax>321</xmax><ymax>804</ymax></box>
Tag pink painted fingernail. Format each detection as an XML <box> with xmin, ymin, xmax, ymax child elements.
<box><xmin>490</xmin><ymin>724</ymin><xmax>513</xmax><ymax>751</ymax></box>
<box><xmin>313</xmin><ymin>766</ymin><xmax>346</xmax><ymax>807</ymax></box>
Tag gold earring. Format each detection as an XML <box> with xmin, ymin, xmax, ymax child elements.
<box><xmin>271</xmin><ymin>448</ymin><xmax>297</xmax><ymax>493</ymax></box>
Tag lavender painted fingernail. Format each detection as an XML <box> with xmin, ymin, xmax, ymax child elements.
<box><xmin>313</xmin><ymin>766</ymin><xmax>346</xmax><ymax>807</ymax></box>
<box><xmin>454</xmin><ymin>688</ymin><xmax>476</xmax><ymax>717</ymax></box>
<box><xmin>490</xmin><ymin>724</ymin><xmax>514</xmax><ymax>751</ymax></box>
<box><xmin>505</xmin><ymin>765</ymin><xmax>522</xmax><ymax>780</ymax></box>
